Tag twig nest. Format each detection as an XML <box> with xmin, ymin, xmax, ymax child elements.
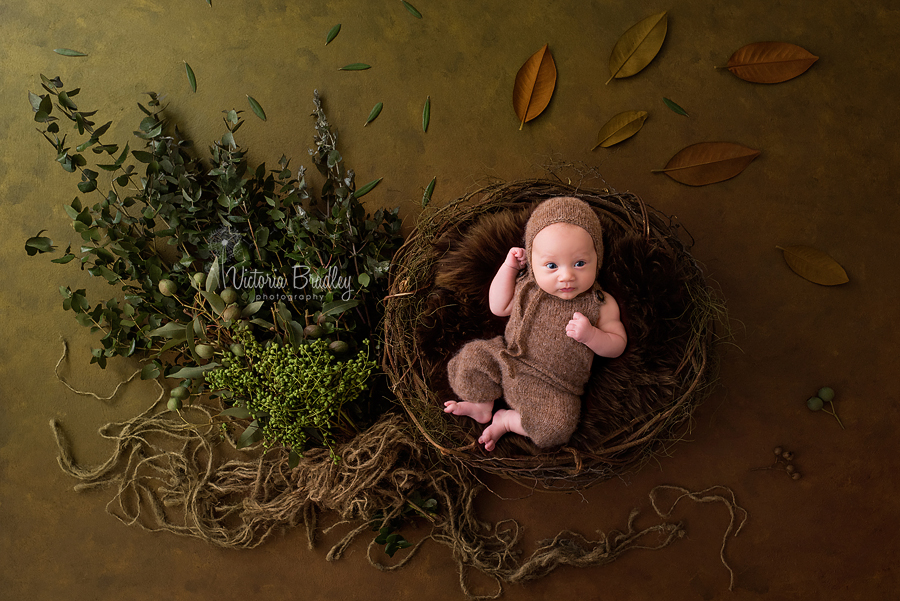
<box><xmin>383</xmin><ymin>179</ymin><xmax>725</xmax><ymax>489</ymax></box>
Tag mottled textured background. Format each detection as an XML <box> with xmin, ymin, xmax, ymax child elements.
<box><xmin>2</xmin><ymin>1</ymin><xmax>898</xmax><ymax>599</ymax></box>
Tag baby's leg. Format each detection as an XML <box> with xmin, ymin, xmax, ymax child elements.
<box><xmin>444</xmin><ymin>399</ymin><xmax>494</xmax><ymax>424</ymax></box>
<box><xmin>479</xmin><ymin>409</ymin><xmax>526</xmax><ymax>452</ymax></box>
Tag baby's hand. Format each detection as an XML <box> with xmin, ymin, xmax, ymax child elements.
<box><xmin>566</xmin><ymin>312</ymin><xmax>593</xmax><ymax>344</ymax></box>
<box><xmin>505</xmin><ymin>247</ymin><xmax>527</xmax><ymax>271</ymax></box>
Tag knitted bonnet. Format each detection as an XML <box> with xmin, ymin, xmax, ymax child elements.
<box><xmin>524</xmin><ymin>196</ymin><xmax>604</xmax><ymax>272</ymax></box>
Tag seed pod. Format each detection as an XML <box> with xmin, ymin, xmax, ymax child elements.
<box><xmin>785</xmin><ymin>464</ymin><xmax>795</xmax><ymax>473</ymax></box>
<box><xmin>773</xmin><ymin>446</ymin><xmax>783</xmax><ymax>456</ymax></box>
<box><xmin>158</xmin><ymin>279</ymin><xmax>177</xmax><ymax>296</ymax></box>
<box><xmin>221</xmin><ymin>288</ymin><xmax>238</xmax><ymax>304</ymax></box>
<box><xmin>171</xmin><ymin>385</ymin><xmax>190</xmax><ymax>399</ymax></box>
<box><xmin>304</xmin><ymin>324</ymin><xmax>325</xmax><ymax>339</ymax></box>
<box><xmin>192</xmin><ymin>272</ymin><xmax>206</xmax><ymax>288</ymax></box>
<box><xmin>817</xmin><ymin>386</ymin><xmax>835</xmax><ymax>403</ymax></box>
<box><xmin>782</xmin><ymin>451</ymin><xmax>794</xmax><ymax>461</ymax></box>
<box><xmin>196</xmin><ymin>344</ymin><xmax>215</xmax><ymax>359</ymax></box>
<box><xmin>167</xmin><ymin>397</ymin><xmax>183</xmax><ymax>411</ymax></box>
<box><xmin>222</xmin><ymin>305</ymin><xmax>241</xmax><ymax>322</ymax></box>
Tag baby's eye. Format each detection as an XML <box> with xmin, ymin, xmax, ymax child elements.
<box><xmin>574</xmin><ymin>260</ymin><xmax>586</xmax><ymax>267</ymax></box>
<box><xmin>545</xmin><ymin>262</ymin><xmax>558</xmax><ymax>270</ymax></box>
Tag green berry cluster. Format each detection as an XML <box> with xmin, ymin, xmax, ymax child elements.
<box><xmin>206</xmin><ymin>329</ymin><xmax>376</xmax><ymax>459</ymax></box>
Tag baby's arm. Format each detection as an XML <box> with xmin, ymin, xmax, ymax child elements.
<box><xmin>488</xmin><ymin>248</ymin><xmax>526</xmax><ymax>317</ymax></box>
<box><xmin>565</xmin><ymin>293</ymin><xmax>627</xmax><ymax>358</ymax></box>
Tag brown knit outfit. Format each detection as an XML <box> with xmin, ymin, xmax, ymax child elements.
<box><xmin>447</xmin><ymin>197</ymin><xmax>605</xmax><ymax>448</ymax></box>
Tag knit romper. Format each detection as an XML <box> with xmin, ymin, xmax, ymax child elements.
<box><xmin>447</xmin><ymin>271</ymin><xmax>603</xmax><ymax>447</ymax></box>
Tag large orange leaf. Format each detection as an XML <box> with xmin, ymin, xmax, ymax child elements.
<box><xmin>726</xmin><ymin>42</ymin><xmax>818</xmax><ymax>84</ymax></box>
<box><xmin>513</xmin><ymin>44</ymin><xmax>557</xmax><ymax>130</ymax></box>
<box><xmin>653</xmin><ymin>142</ymin><xmax>760</xmax><ymax>186</ymax></box>
<box><xmin>777</xmin><ymin>245</ymin><xmax>849</xmax><ymax>285</ymax></box>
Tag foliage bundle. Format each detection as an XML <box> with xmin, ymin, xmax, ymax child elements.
<box><xmin>27</xmin><ymin>75</ymin><xmax>403</xmax><ymax>456</ymax></box>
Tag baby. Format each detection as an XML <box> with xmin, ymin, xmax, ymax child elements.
<box><xmin>444</xmin><ymin>196</ymin><xmax>627</xmax><ymax>451</ymax></box>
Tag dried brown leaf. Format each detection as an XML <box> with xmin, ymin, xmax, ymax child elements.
<box><xmin>592</xmin><ymin>110</ymin><xmax>648</xmax><ymax>149</ymax></box>
<box><xmin>653</xmin><ymin>142</ymin><xmax>760</xmax><ymax>186</ymax></box>
<box><xmin>513</xmin><ymin>43</ymin><xmax>556</xmax><ymax>130</ymax></box>
<box><xmin>726</xmin><ymin>42</ymin><xmax>818</xmax><ymax>84</ymax></box>
<box><xmin>777</xmin><ymin>245</ymin><xmax>849</xmax><ymax>286</ymax></box>
<box><xmin>607</xmin><ymin>12</ymin><xmax>668</xmax><ymax>84</ymax></box>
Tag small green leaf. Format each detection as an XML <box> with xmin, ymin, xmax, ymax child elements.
<box><xmin>353</xmin><ymin>177</ymin><xmax>382</xmax><ymax>198</ymax></box>
<box><xmin>288</xmin><ymin>449</ymin><xmax>301</xmax><ymax>469</ymax></box>
<box><xmin>422</xmin><ymin>176</ymin><xmax>436</xmax><ymax>207</ymax></box>
<box><xmin>54</xmin><ymin>48</ymin><xmax>88</xmax><ymax>57</ymax></box>
<box><xmin>401</xmin><ymin>0</ymin><xmax>422</xmax><ymax>18</ymax></box>
<box><xmin>25</xmin><ymin>232</ymin><xmax>55</xmax><ymax>255</ymax></box>
<box><xmin>365</xmin><ymin>102</ymin><xmax>383</xmax><ymax>126</ymax></box>
<box><xmin>206</xmin><ymin>256</ymin><xmax>220</xmax><ymax>292</ymax></box>
<box><xmin>237</xmin><ymin>420</ymin><xmax>263</xmax><ymax>448</ymax></box>
<box><xmin>326</xmin><ymin>24</ymin><xmax>341</xmax><ymax>45</ymax></box>
<box><xmin>358</xmin><ymin>273</ymin><xmax>371</xmax><ymax>287</ymax></box>
<box><xmin>247</xmin><ymin>95</ymin><xmax>267</xmax><ymax>121</ymax></box>
<box><xmin>241</xmin><ymin>300</ymin><xmax>265</xmax><ymax>317</ymax></box>
<box><xmin>663</xmin><ymin>97</ymin><xmax>688</xmax><ymax>116</ymax></box>
<box><xmin>339</xmin><ymin>63</ymin><xmax>371</xmax><ymax>71</ymax></box>
<box><xmin>422</xmin><ymin>96</ymin><xmax>430</xmax><ymax>132</ymax></box>
<box><xmin>322</xmin><ymin>299</ymin><xmax>360</xmax><ymax>316</ymax></box>
<box><xmin>219</xmin><ymin>406</ymin><xmax>252</xmax><ymax>419</ymax></box>
<box><xmin>167</xmin><ymin>362</ymin><xmax>220</xmax><ymax>379</ymax></box>
<box><xmin>140</xmin><ymin>363</ymin><xmax>161</xmax><ymax>380</ymax></box>
<box><xmin>51</xmin><ymin>253</ymin><xmax>76</xmax><ymax>264</ymax></box>
<box><xmin>200</xmin><ymin>291</ymin><xmax>225</xmax><ymax>315</ymax></box>
<box><xmin>148</xmin><ymin>322</ymin><xmax>188</xmax><ymax>339</ymax></box>
<box><xmin>184</xmin><ymin>61</ymin><xmax>197</xmax><ymax>92</ymax></box>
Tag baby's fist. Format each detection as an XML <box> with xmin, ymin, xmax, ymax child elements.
<box><xmin>506</xmin><ymin>247</ymin><xmax>527</xmax><ymax>270</ymax></box>
<box><xmin>566</xmin><ymin>312</ymin><xmax>592</xmax><ymax>343</ymax></box>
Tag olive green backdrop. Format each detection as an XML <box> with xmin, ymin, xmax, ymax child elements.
<box><xmin>2</xmin><ymin>1</ymin><xmax>898</xmax><ymax>599</ymax></box>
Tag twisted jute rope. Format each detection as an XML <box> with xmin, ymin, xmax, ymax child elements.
<box><xmin>50</xmin><ymin>340</ymin><xmax>747</xmax><ymax>598</ymax></box>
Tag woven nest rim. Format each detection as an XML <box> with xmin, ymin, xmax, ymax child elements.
<box><xmin>383</xmin><ymin>178</ymin><xmax>724</xmax><ymax>490</ymax></box>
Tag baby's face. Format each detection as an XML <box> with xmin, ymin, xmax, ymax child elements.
<box><xmin>530</xmin><ymin>223</ymin><xmax>597</xmax><ymax>300</ymax></box>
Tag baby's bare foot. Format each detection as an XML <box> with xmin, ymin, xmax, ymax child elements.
<box><xmin>443</xmin><ymin>400</ymin><xmax>494</xmax><ymax>424</ymax></box>
<box><xmin>478</xmin><ymin>409</ymin><xmax>524</xmax><ymax>452</ymax></box>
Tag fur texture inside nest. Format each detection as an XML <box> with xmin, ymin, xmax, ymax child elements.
<box><xmin>384</xmin><ymin>180</ymin><xmax>721</xmax><ymax>487</ymax></box>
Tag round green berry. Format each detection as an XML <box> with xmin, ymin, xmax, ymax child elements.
<box><xmin>817</xmin><ymin>387</ymin><xmax>835</xmax><ymax>403</ymax></box>
<box><xmin>806</xmin><ymin>396</ymin><xmax>824</xmax><ymax>411</ymax></box>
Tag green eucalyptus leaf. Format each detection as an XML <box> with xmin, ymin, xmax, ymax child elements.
<box><xmin>140</xmin><ymin>363</ymin><xmax>161</xmax><ymax>380</ymax></box>
<box><xmin>54</xmin><ymin>48</ymin><xmax>88</xmax><ymax>57</ymax></box>
<box><xmin>200</xmin><ymin>291</ymin><xmax>225</xmax><ymax>315</ymax></box>
<box><xmin>326</xmin><ymin>24</ymin><xmax>341</xmax><ymax>45</ymax></box>
<box><xmin>168</xmin><ymin>362</ymin><xmax>220</xmax><ymax>379</ymax></box>
<box><xmin>241</xmin><ymin>300</ymin><xmax>265</xmax><ymax>317</ymax></box>
<box><xmin>663</xmin><ymin>97</ymin><xmax>688</xmax><ymax>116</ymax></box>
<box><xmin>422</xmin><ymin>176</ymin><xmax>436</xmax><ymax>207</ymax></box>
<box><xmin>353</xmin><ymin>177</ymin><xmax>382</xmax><ymax>199</ymax></box>
<box><xmin>422</xmin><ymin>95</ymin><xmax>430</xmax><ymax>132</ymax></box>
<box><xmin>247</xmin><ymin>95</ymin><xmax>267</xmax><ymax>121</ymax></box>
<box><xmin>148</xmin><ymin>322</ymin><xmax>188</xmax><ymax>339</ymax></box>
<box><xmin>206</xmin><ymin>256</ymin><xmax>220</xmax><ymax>292</ymax></box>
<box><xmin>339</xmin><ymin>63</ymin><xmax>371</xmax><ymax>71</ymax></box>
<box><xmin>322</xmin><ymin>299</ymin><xmax>360</xmax><ymax>316</ymax></box>
<box><xmin>364</xmin><ymin>102</ymin><xmax>383</xmax><ymax>126</ymax></box>
<box><xmin>25</xmin><ymin>231</ymin><xmax>55</xmax><ymax>255</ymax></box>
<box><xmin>401</xmin><ymin>0</ymin><xmax>423</xmax><ymax>18</ymax></box>
<box><xmin>219</xmin><ymin>406</ymin><xmax>252</xmax><ymax>419</ymax></box>
<box><xmin>184</xmin><ymin>61</ymin><xmax>197</xmax><ymax>92</ymax></box>
<box><xmin>288</xmin><ymin>449</ymin><xmax>301</xmax><ymax>469</ymax></box>
<box><xmin>237</xmin><ymin>420</ymin><xmax>263</xmax><ymax>448</ymax></box>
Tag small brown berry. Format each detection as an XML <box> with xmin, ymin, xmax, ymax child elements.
<box><xmin>785</xmin><ymin>465</ymin><xmax>795</xmax><ymax>474</ymax></box>
<box><xmin>774</xmin><ymin>446</ymin><xmax>783</xmax><ymax>456</ymax></box>
<box><xmin>782</xmin><ymin>451</ymin><xmax>794</xmax><ymax>460</ymax></box>
<box><xmin>791</xmin><ymin>473</ymin><xmax>801</xmax><ymax>480</ymax></box>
